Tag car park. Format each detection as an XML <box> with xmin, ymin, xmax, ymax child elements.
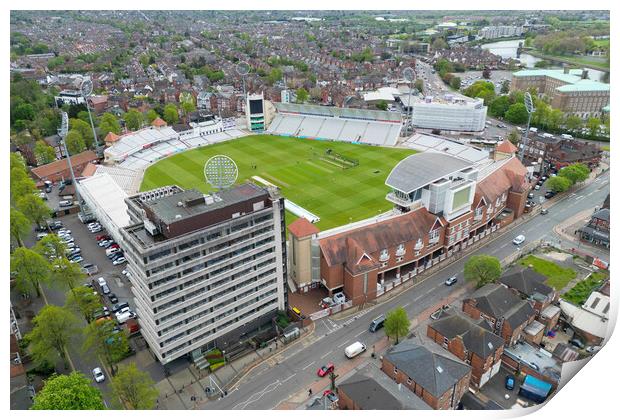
<box><xmin>101</xmin><ymin>284</ymin><xmax>111</xmax><ymax>295</ymax></box>
<box><xmin>58</xmin><ymin>229</ymin><xmax>72</xmax><ymax>235</ymax></box>
<box><xmin>99</xmin><ymin>240</ymin><xmax>112</xmax><ymax>247</ymax></box>
<box><xmin>112</xmin><ymin>302</ymin><xmax>129</xmax><ymax>313</ymax></box>
<box><xmin>92</xmin><ymin>367</ymin><xmax>105</xmax><ymax>383</ymax></box>
<box><xmin>116</xmin><ymin>308</ymin><xmax>136</xmax><ymax>324</ymax></box>
<box><xmin>317</xmin><ymin>362</ymin><xmax>335</xmax><ymax>377</ymax></box>
<box><xmin>70</xmin><ymin>256</ymin><xmax>84</xmax><ymax>263</ymax></box>
<box><xmin>513</xmin><ymin>235</ymin><xmax>526</xmax><ymax>245</ymax></box>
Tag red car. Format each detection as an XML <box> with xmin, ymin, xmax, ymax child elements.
<box><xmin>108</xmin><ymin>244</ymin><xmax>120</xmax><ymax>250</ymax></box>
<box><xmin>96</xmin><ymin>235</ymin><xmax>109</xmax><ymax>241</ymax></box>
<box><xmin>317</xmin><ymin>363</ymin><xmax>335</xmax><ymax>377</ymax></box>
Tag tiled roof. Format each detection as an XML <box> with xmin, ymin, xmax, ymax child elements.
<box><xmin>104</xmin><ymin>132</ymin><xmax>121</xmax><ymax>143</ymax></box>
<box><xmin>476</xmin><ymin>156</ymin><xmax>527</xmax><ymax>203</ymax></box>
<box><xmin>288</xmin><ymin>217</ymin><xmax>320</xmax><ymax>238</ymax></box>
<box><xmin>429</xmin><ymin>314</ymin><xmax>504</xmax><ymax>359</ymax></box>
<box><xmin>319</xmin><ymin>208</ymin><xmax>438</xmax><ymax>271</ymax></box>
<box><xmin>469</xmin><ymin>283</ymin><xmax>524</xmax><ymax>319</ymax></box>
<box><xmin>81</xmin><ymin>162</ymin><xmax>98</xmax><ymax>177</ymax></box>
<box><xmin>152</xmin><ymin>117</ymin><xmax>167</xmax><ymax>127</ymax></box>
<box><xmin>499</xmin><ymin>266</ymin><xmax>553</xmax><ymax>297</ymax></box>
<box><xmin>496</xmin><ymin>139</ymin><xmax>518</xmax><ymax>154</ymax></box>
<box><xmin>31</xmin><ymin>150</ymin><xmax>98</xmax><ymax>180</ymax></box>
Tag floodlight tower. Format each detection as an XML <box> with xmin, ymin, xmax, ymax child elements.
<box><xmin>79</xmin><ymin>77</ymin><xmax>102</xmax><ymax>157</ymax></box>
<box><xmin>402</xmin><ymin>67</ymin><xmax>416</xmax><ymax>136</ymax></box>
<box><xmin>519</xmin><ymin>92</ymin><xmax>535</xmax><ymax>163</ymax></box>
<box><xmin>58</xmin><ymin>111</ymin><xmax>82</xmax><ymax>211</ymax></box>
<box><xmin>236</xmin><ymin>61</ymin><xmax>250</xmax><ymax>100</ymax></box>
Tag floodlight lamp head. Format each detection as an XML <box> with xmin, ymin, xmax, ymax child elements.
<box><xmin>524</xmin><ymin>92</ymin><xmax>535</xmax><ymax>114</ymax></box>
<box><xmin>80</xmin><ymin>78</ymin><xmax>93</xmax><ymax>97</ymax></box>
<box><xmin>403</xmin><ymin>67</ymin><xmax>415</xmax><ymax>82</ymax></box>
<box><xmin>236</xmin><ymin>61</ymin><xmax>250</xmax><ymax>76</ymax></box>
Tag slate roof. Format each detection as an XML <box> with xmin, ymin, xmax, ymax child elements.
<box><xmin>385</xmin><ymin>152</ymin><xmax>473</xmax><ymax>194</ymax></box>
<box><xmin>592</xmin><ymin>208</ymin><xmax>610</xmax><ymax>222</ymax></box>
<box><xmin>384</xmin><ymin>341</ymin><xmax>471</xmax><ymax>397</ymax></box>
<box><xmin>504</xmin><ymin>300</ymin><xmax>536</xmax><ymax>328</ymax></box>
<box><xmin>499</xmin><ymin>267</ymin><xmax>553</xmax><ymax>298</ymax></box>
<box><xmin>429</xmin><ymin>314</ymin><xmax>504</xmax><ymax>359</ymax></box>
<box><xmin>469</xmin><ymin>283</ymin><xmax>523</xmax><ymax>318</ymax></box>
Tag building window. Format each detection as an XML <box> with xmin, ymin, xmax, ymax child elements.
<box><xmin>407</xmin><ymin>377</ymin><xmax>412</xmax><ymax>385</ymax></box>
<box><xmin>429</xmin><ymin>228</ymin><xmax>440</xmax><ymax>244</ymax></box>
<box><xmin>394</xmin><ymin>367</ymin><xmax>398</xmax><ymax>374</ymax></box>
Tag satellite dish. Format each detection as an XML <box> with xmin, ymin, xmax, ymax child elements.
<box><xmin>403</xmin><ymin>67</ymin><xmax>416</xmax><ymax>82</ymax></box>
<box><xmin>236</xmin><ymin>61</ymin><xmax>250</xmax><ymax>76</ymax></box>
<box><xmin>524</xmin><ymin>92</ymin><xmax>535</xmax><ymax>114</ymax></box>
<box><xmin>80</xmin><ymin>78</ymin><xmax>93</xmax><ymax>97</ymax></box>
<box><xmin>204</xmin><ymin>155</ymin><xmax>238</xmax><ymax>190</ymax></box>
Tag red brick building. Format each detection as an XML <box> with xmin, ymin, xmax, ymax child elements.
<box><xmin>427</xmin><ymin>313</ymin><xmax>504</xmax><ymax>388</ymax></box>
<box><xmin>381</xmin><ymin>341</ymin><xmax>471</xmax><ymax>410</ymax></box>
<box><xmin>462</xmin><ymin>284</ymin><xmax>536</xmax><ymax>347</ymax></box>
<box><xmin>30</xmin><ymin>150</ymin><xmax>98</xmax><ymax>183</ymax></box>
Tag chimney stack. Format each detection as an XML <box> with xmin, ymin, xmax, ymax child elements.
<box><xmin>582</xmin><ymin>69</ymin><xmax>589</xmax><ymax>79</ymax></box>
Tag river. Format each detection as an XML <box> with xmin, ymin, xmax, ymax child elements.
<box><xmin>481</xmin><ymin>39</ymin><xmax>608</xmax><ymax>82</ymax></box>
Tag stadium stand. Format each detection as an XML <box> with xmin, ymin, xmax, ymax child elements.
<box><xmin>268</xmin><ymin>103</ymin><xmax>403</xmax><ymax>146</ymax></box>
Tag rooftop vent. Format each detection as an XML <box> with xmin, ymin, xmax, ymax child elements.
<box><xmin>177</xmin><ymin>201</ymin><xmax>184</xmax><ymax>207</ymax></box>
<box><xmin>436</xmin><ymin>366</ymin><xmax>444</xmax><ymax>373</ymax></box>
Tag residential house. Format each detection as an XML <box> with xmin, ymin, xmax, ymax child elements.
<box><xmin>381</xmin><ymin>340</ymin><xmax>471</xmax><ymax>410</ymax></box>
<box><xmin>576</xmin><ymin>207</ymin><xmax>609</xmax><ymax>249</ymax></box>
<box><xmin>427</xmin><ymin>313</ymin><xmax>504</xmax><ymax>388</ymax></box>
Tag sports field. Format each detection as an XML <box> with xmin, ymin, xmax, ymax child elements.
<box><xmin>141</xmin><ymin>135</ymin><xmax>415</xmax><ymax>230</ymax></box>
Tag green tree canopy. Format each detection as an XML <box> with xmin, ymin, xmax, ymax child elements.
<box><xmin>267</xmin><ymin>67</ymin><xmax>283</xmax><ymax>85</ymax></box>
<box><xmin>53</xmin><ymin>257</ymin><xmax>86</xmax><ymax>292</ymax></box>
<box><xmin>124</xmin><ymin>109</ymin><xmax>144</xmax><ymax>131</ymax></box>
<box><xmin>65</xmin><ymin>129</ymin><xmax>86</xmax><ymax>155</ymax></box>
<box><xmin>146</xmin><ymin>109</ymin><xmax>160</xmax><ymax>123</ymax></box>
<box><xmin>545</xmin><ymin>175</ymin><xmax>571</xmax><ymax>192</ymax></box>
<box><xmin>488</xmin><ymin>96</ymin><xmax>511</xmax><ymax>118</ymax></box>
<box><xmin>10</xmin><ymin>208</ymin><xmax>31</xmax><ymax>247</ymax></box>
<box><xmin>558</xmin><ymin>164</ymin><xmax>590</xmax><ymax>185</ymax></box>
<box><xmin>586</xmin><ymin>117</ymin><xmax>601</xmax><ymax>137</ymax></box>
<box><xmin>15</xmin><ymin>194</ymin><xmax>50</xmax><ymax>230</ymax></box>
<box><xmin>508</xmin><ymin>128</ymin><xmax>521</xmax><ymax>145</ymax></box>
<box><xmin>83</xmin><ymin>319</ymin><xmax>129</xmax><ymax>374</ymax></box>
<box><xmin>25</xmin><ymin>305</ymin><xmax>80</xmax><ymax>368</ymax></box>
<box><xmin>99</xmin><ymin>112</ymin><xmax>121</xmax><ymax>136</ymax></box>
<box><xmin>414</xmin><ymin>79</ymin><xmax>424</xmax><ymax>93</ymax></box>
<box><xmin>34</xmin><ymin>140</ymin><xmax>56</xmax><ymax>164</ymax></box>
<box><xmin>10</xmin><ymin>166</ymin><xmax>37</xmax><ymax>202</ymax></box>
<box><xmin>296</xmin><ymin>87</ymin><xmax>309</xmax><ymax>103</ymax></box>
<box><xmin>450</xmin><ymin>76</ymin><xmax>461</xmax><ymax>90</ymax></box>
<box><xmin>34</xmin><ymin>233</ymin><xmax>67</xmax><ymax>261</ymax></box>
<box><xmin>504</xmin><ymin>103</ymin><xmax>529</xmax><ymax>124</ymax></box>
<box><xmin>384</xmin><ymin>306</ymin><xmax>410</xmax><ymax>345</ymax></box>
<box><xmin>111</xmin><ymin>362</ymin><xmax>159</xmax><ymax>409</ymax></box>
<box><xmin>31</xmin><ymin>372</ymin><xmax>105</xmax><ymax>410</ymax></box>
<box><xmin>163</xmin><ymin>104</ymin><xmax>179</xmax><ymax>125</ymax></box>
<box><xmin>376</xmin><ymin>100</ymin><xmax>388</xmax><ymax>111</ymax></box>
<box><xmin>66</xmin><ymin>286</ymin><xmax>101</xmax><ymax>323</ymax></box>
<box><xmin>69</xmin><ymin>118</ymin><xmax>94</xmax><ymax>148</ymax></box>
<box><xmin>565</xmin><ymin>114</ymin><xmax>583</xmax><ymax>133</ymax></box>
<box><xmin>500</xmin><ymin>80</ymin><xmax>510</xmax><ymax>94</ymax></box>
<box><xmin>464</xmin><ymin>255</ymin><xmax>501</xmax><ymax>288</ymax></box>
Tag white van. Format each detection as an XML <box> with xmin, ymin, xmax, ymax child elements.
<box><xmin>561</xmin><ymin>133</ymin><xmax>574</xmax><ymax>140</ymax></box>
<box><xmin>344</xmin><ymin>341</ymin><xmax>367</xmax><ymax>359</ymax></box>
<box><xmin>529</xmin><ymin>127</ymin><xmax>538</xmax><ymax>133</ymax></box>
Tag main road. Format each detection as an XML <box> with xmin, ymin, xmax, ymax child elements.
<box><xmin>203</xmin><ymin>171</ymin><xmax>609</xmax><ymax>410</ymax></box>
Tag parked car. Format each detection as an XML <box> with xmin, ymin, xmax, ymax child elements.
<box><xmin>534</xmin><ymin>184</ymin><xmax>541</xmax><ymax>190</ymax></box>
<box><xmin>505</xmin><ymin>375</ymin><xmax>515</xmax><ymax>390</ymax></box>
<box><xmin>99</xmin><ymin>240</ymin><xmax>112</xmax><ymax>247</ymax></box>
<box><xmin>513</xmin><ymin>235</ymin><xmax>526</xmax><ymax>245</ymax></box>
<box><xmin>112</xmin><ymin>302</ymin><xmax>129</xmax><ymax>313</ymax></box>
<box><xmin>39</xmin><ymin>192</ymin><xmax>48</xmax><ymax>200</ymax></box>
<box><xmin>116</xmin><ymin>308</ymin><xmax>136</xmax><ymax>324</ymax></box>
<box><xmin>92</xmin><ymin>367</ymin><xmax>105</xmax><ymax>383</ymax></box>
<box><xmin>569</xmin><ymin>338</ymin><xmax>585</xmax><ymax>349</ymax></box>
<box><xmin>544</xmin><ymin>191</ymin><xmax>556</xmax><ymax>199</ymax></box>
<box><xmin>112</xmin><ymin>257</ymin><xmax>127</xmax><ymax>265</ymax></box>
<box><xmin>108</xmin><ymin>293</ymin><xmax>118</xmax><ymax>304</ymax></box>
<box><xmin>58</xmin><ymin>229</ymin><xmax>72</xmax><ymax>235</ymax></box>
<box><xmin>323</xmin><ymin>390</ymin><xmax>339</xmax><ymax>403</ymax></box>
<box><xmin>89</xmin><ymin>227</ymin><xmax>103</xmax><ymax>233</ymax></box>
<box><xmin>320</xmin><ymin>297</ymin><xmax>334</xmax><ymax>309</ymax></box>
<box><xmin>95</xmin><ymin>235</ymin><xmax>109</xmax><ymax>241</ymax></box>
<box><xmin>121</xmin><ymin>269</ymin><xmax>131</xmax><ymax>278</ymax></box>
<box><xmin>586</xmin><ymin>345</ymin><xmax>601</xmax><ymax>353</ymax></box>
<box><xmin>541</xmin><ymin>208</ymin><xmax>548</xmax><ymax>215</ymax></box>
<box><xmin>97</xmin><ymin>277</ymin><xmax>107</xmax><ymax>287</ymax></box>
<box><xmin>70</xmin><ymin>256</ymin><xmax>84</xmax><ymax>263</ymax></box>
<box><xmin>317</xmin><ymin>363</ymin><xmax>335</xmax><ymax>377</ymax></box>
<box><xmin>445</xmin><ymin>276</ymin><xmax>457</xmax><ymax>286</ymax></box>
<box><xmin>59</xmin><ymin>200</ymin><xmax>73</xmax><ymax>207</ymax></box>
<box><xmin>369</xmin><ymin>315</ymin><xmax>385</xmax><ymax>332</ymax></box>
<box><xmin>528</xmin><ymin>192</ymin><xmax>534</xmax><ymax>199</ymax></box>
<box><xmin>36</xmin><ymin>232</ymin><xmax>48</xmax><ymax>240</ymax></box>
<box><xmin>332</xmin><ymin>292</ymin><xmax>346</xmax><ymax>304</ymax></box>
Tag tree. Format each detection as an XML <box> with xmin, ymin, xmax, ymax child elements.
<box><xmin>414</xmin><ymin>79</ymin><xmax>424</xmax><ymax>94</ymax></box>
<box><xmin>508</xmin><ymin>129</ymin><xmax>521</xmax><ymax>145</ymax></box>
<box><xmin>146</xmin><ymin>109</ymin><xmax>160</xmax><ymax>123</ymax></box>
<box><xmin>488</xmin><ymin>96</ymin><xmax>511</xmax><ymax>118</ymax></box>
<box><xmin>34</xmin><ymin>234</ymin><xmax>67</xmax><ymax>261</ymax></box>
<box><xmin>10</xmin><ymin>208</ymin><xmax>31</xmax><ymax>247</ymax></box>
<box><xmin>558</xmin><ymin>164</ymin><xmax>590</xmax><ymax>185</ymax></box>
<box><xmin>180</xmin><ymin>95</ymin><xmax>196</xmax><ymax>123</ymax></box>
<box><xmin>450</xmin><ymin>76</ymin><xmax>461</xmax><ymax>90</ymax></box>
<box><xmin>565</xmin><ymin>114</ymin><xmax>583</xmax><ymax>133</ymax></box>
<box><xmin>16</xmin><ymin>194</ymin><xmax>50</xmax><ymax>229</ymax></box>
<box><xmin>69</xmin><ymin>118</ymin><xmax>94</xmax><ymax>149</ymax></box>
<box><xmin>111</xmin><ymin>362</ymin><xmax>159</xmax><ymax>409</ymax></box>
<box><xmin>545</xmin><ymin>175</ymin><xmax>571</xmax><ymax>192</ymax></box>
<box><xmin>65</xmin><ymin>129</ymin><xmax>86</xmax><ymax>155</ymax></box>
<box><xmin>34</xmin><ymin>140</ymin><xmax>56</xmax><ymax>164</ymax></box>
<box><xmin>586</xmin><ymin>117</ymin><xmax>601</xmax><ymax>137</ymax></box>
<box><xmin>163</xmin><ymin>104</ymin><xmax>179</xmax><ymax>125</ymax></box>
<box><xmin>384</xmin><ymin>306</ymin><xmax>410</xmax><ymax>345</ymax></box>
<box><xmin>464</xmin><ymin>255</ymin><xmax>501</xmax><ymax>288</ymax></box>
<box><xmin>547</xmin><ymin>108</ymin><xmax>565</xmax><ymax>131</ymax></box>
<box><xmin>376</xmin><ymin>100</ymin><xmax>388</xmax><ymax>111</ymax></box>
<box><xmin>99</xmin><ymin>112</ymin><xmax>121</xmax><ymax>136</ymax></box>
<box><xmin>53</xmin><ymin>257</ymin><xmax>86</xmax><ymax>292</ymax></box>
<box><xmin>296</xmin><ymin>87</ymin><xmax>309</xmax><ymax>103</ymax></box>
<box><xmin>500</xmin><ymin>80</ymin><xmax>510</xmax><ymax>94</ymax></box>
<box><xmin>66</xmin><ymin>286</ymin><xmax>101</xmax><ymax>323</ymax></box>
<box><xmin>124</xmin><ymin>109</ymin><xmax>144</xmax><ymax>131</ymax></box>
<box><xmin>83</xmin><ymin>319</ymin><xmax>129</xmax><ymax>374</ymax></box>
<box><xmin>11</xmin><ymin>166</ymin><xmax>37</xmax><ymax>203</ymax></box>
<box><xmin>504</xmin><ymin>103</ymin><xmax>529</xmax><ymax>125</ymax></box>
<box><xmin>11</xmin><ymin>247</ymin><xmax>52</xmax><ymax>297</ymax></box>
<box><xmin>431</xmin><ymin>37</ymin><xmax>448</xmax><ymax>51</ymax></box>
<box><xmin>25</xmin><ymin>305</ymin><xmax>79</xmax><ymax>368</ymax></box>
<box><xmin>31</xmin><ymin>372</ymin><xmax>105</xmax><ymax>410</ymax></box>
<box><xmin>267</xmin><ymin>67</ymin><xmax>283</xmax><ymax>85</ymax></box>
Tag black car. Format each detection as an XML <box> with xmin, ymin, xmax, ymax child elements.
<box><xmin>108</xmin><ymin>293</ymin><xmax>118</xmax><ymax>304</ymax></box>
<box><xmin>505</xmin><ymin>375</ymin><xmax>515</xmax><ymax>390</ymax></box>
<box><xmin>544</xmin><ymin>191</ymin><xmax>556</xmax><ymax>199</ymax></box>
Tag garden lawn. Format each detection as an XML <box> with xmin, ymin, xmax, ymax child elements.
<box><xmin>562</xmin><ymin>271</ymin><xmax>608</xmax><ymax>305</ymax></box>
<box><xmin>141</xmin><ymin>134</ymin><xmax>415</xmax><ymax>231</ymax></box>
<box><xmin>518</xmin><ymin>255</ymin><xmax>577</xmax><ymax>290</ymax></box>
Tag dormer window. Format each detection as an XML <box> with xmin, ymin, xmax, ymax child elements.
<box><xmin>414</xmin><ymin>238</ymin><xmax>423</xmax><ymax>251</ymax></box>
<box><xmin>501</xmin><ymin>192</ymin><xmax>507</xmax><ymax>202</ymax></box>
<box><xmin>396</xmin><ymin>243</ymin><xmax>405</xmax><ymax>256</ymax></box>
<box><xmin>379</xmin><ymin>249</ymin><xmax>389</xmax><ymax>262</ymax></box>
<box><xmin>429</xmin><ymin>228</ymin><xmax>440</xmax><ymax>244</ymax></box>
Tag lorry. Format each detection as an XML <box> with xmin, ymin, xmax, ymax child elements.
<box><xmin>344</xmin><ymin>341</ymin><xmax>367</xmax><ymax>358</ymax></box>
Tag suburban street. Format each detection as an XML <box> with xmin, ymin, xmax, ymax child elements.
<box><xmin>203</xmin><ymin>170</ymin><xmax>609</xmax><ymax>410</ymax></box>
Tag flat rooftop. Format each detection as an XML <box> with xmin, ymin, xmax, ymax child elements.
<box><xmin>143</xmin><ymin>183</ymin><xmax>269</xmax><ymax>225</ymax></box>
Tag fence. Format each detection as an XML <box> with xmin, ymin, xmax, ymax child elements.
<box><xmin>308</xmin><ymin>300</ymin><xmax>353</xmax><ymax>321</ymax></box>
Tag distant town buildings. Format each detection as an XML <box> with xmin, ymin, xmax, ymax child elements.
<box><xmin>477</xmin><ymin>25</ymin><xmax>524</xmax><ymax>40</ymax></box>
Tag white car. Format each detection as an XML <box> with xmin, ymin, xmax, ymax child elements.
<box><xmin>112</xmin><ymin>257</ymin><xmax>127</xmax><ymax>265</ymax></box>
<box><xmin>57</xmin><ymin>229</ymin><xmax>72</xmax><ymax>235</ymax></box>
<box><xmin>92</xmin><ymin>367</ymin><xmax>105</xmax><ymax>383</ymax></box>
<box><xmin>513</xmin><ymin>235</ymin><xmax>526</xmax><ymax>245</ymax></box>
<box><xmin>333</xmin><ymin>292</ymin><xmax>346</xmax><ymax>304</ymax></box>
<box><xmin>121</xmin><ymin>269</ymin><xmax>131</xmax><ymax>278</ymax></box>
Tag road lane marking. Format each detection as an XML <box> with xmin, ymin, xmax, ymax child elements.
<box><xmin>232</xmin><ymin>380</ymin><xmax>281</xmax><ymax>410</ymax></box>
<box><xmin>354</xmin><ymin>330</ymin><xmax>365</xmax><ymax>337</ymax></box>
<box><xmin>337</xmin><ymin>341</ymin><xmax>349</xmax><ymax>348</ymax></box>
<box><xmin>302</xmin><ymin>362</ymin><xmax>313</xmax><ymax>370</ymax></box>
<box><xmin>282</xmin><ymin>373</ymin><xmax>296</xmax><ymax>383</ymax></box>
<box><xmin>321</xmin><ymin>350</ymin><xmax>333</xmax><ymax>359</ymax></box>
